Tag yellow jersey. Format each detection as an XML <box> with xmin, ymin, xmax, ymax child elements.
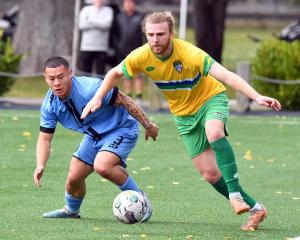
<box><xmin>122</xmin><ymin>38</ymin><xmax>226</xmax><ymax>116</ymax></box>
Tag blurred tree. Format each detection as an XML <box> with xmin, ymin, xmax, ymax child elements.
<box><xmin>192</xmin><ymin>0</ymin><xmax>228</xmax><ymax>64</ymax></box>
<box><xmin>13</xmin><ymin>0</ymin><xmax>75</xmax><ymax>73</ymax></box>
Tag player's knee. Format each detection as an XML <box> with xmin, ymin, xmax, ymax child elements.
<box><xmin>207</xmin><ymin>131</ymin><xmax>224</xmax><ymax>143</ymax></box>
<box><xmin>66</xmin><ymin>175</ymin><xmax>80</xmax><ymax>190</ymax></box>
<box><xmin>94</xmin><ymin>165</ymin><xmax>111</xmax><ymax>178</ymax></box>
<box><xmin>202</xmin><ymin>170</ymin><xmax>220</xmax><ymax>184</ymax></box>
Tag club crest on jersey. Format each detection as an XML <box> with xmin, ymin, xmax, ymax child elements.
<box><xmin>173</xmin><ymin>60</ymin><xmax>183</xmax><ymax>73</ymax></box>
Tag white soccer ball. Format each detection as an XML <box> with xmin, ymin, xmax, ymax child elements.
<box><xmin>112</xmin><ymin>190</ymin><xmax>147</xmax><ymax>224</ymax></box>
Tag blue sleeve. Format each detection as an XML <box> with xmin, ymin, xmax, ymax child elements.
<box><xmin>102</xmin><ymin>86</ymin><xmax>119</xmax><ymax>105</ymax></box>
<box><xmin>73</xmin><ymin>76</ymin><xmax>119</xmax><ymax>106</ymax></box>
<box><xmin>39</xmin><ymin>100</ymin><xmax>57</xmax><ymax>133</ymax></box>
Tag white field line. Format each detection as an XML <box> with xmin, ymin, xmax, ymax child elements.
<box><xmin>0</xmin><ymin>112</ymin><xmax>39</xmax><ymax>119</ymax></box>
<box><xmin>232</xmin><ymin>118</ymin><xmax>300</xmax><ymax>126</ymax></box>
<box><xmin>1</xmin><ymin>112</ymin><xmax>300</xmax><ymax>125</ymax></box>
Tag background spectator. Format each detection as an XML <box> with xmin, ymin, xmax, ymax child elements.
<box><xmin>78</xmin><ymin>0</ymin><xmax>113</xmax><ymax>76</ymax></box>
<box><xmin>115</xmin><ymin>0</ymin><xmax>144</xmax><ymax>101</ymax></box>
<box><xmin>192</xmin><ymin>0</ymin><xmax>228</xmax><ymax>64</ymax></box>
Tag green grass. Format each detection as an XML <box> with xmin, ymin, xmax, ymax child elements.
<box><xmin>222</xmin><ymin>25</ymin><xmax>283</xmax><ymax>70</ymax></box>
<box><xmin>184</xmin><ymin>25</ymin><xmax>284</xmax><ymax>70</ymax></box>
<box><xmin>1</xmin><ymin>110</ymin><xmax>300</xmax><ymax>239</ymax></box>
<box><xmin>3</xmin><ymin>76</ymin><xmax>48</xmax><ymax>98</ymax></box>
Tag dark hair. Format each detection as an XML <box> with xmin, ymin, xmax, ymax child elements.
<box><xmin>44</xmin><ymin>56</ymin><xmax>69</xmax><ymax>70</ymax></box>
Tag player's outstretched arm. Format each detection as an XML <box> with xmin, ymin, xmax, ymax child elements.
<box><xmin>81</xmin><ymin>64</ymin><xmax>123</xmax><ymax>119</ymax></box>
<box><xmin>209</xmin><ymin>62</ymin><xmax>281</xmax><ymax>111</ymax></box>
<box><xmin>115</xmin><ymin>91</ymin><xmax>159</xmax><ymax>141</ymax></box>
<box><xmin>254</xmin><ymin>95</ymin><xmax>281</xmax><ymax>111</ymax></box>
<box><xmin>34</xmin><ymin>132</ymin><xmax>54</xmax><ymax>186</ymax></box>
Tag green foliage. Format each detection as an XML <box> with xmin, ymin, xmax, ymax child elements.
<box><xmin>252</xmin><ymin>38</ymin><xmax>300</xmax><ymax>110</ymax></box>
<box><xmin>0</xmin><ymin>39</ymin><xmax>22</xmax><ymax>96</ymax></box>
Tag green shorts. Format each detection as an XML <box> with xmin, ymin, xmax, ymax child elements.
<box><xmin>173</xmin><ymin>92</ymin><xmax>229</xmax><ymax>159</ymax></box>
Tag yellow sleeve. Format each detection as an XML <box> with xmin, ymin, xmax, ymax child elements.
<box><xmin>121</xmin><ymin>49</ymin><xmax>141</xmax><ymax>80</ymax></box>
<box><xmin>121</xmin><ymin>60</ymin><xmax>133</xmax><ymax>80</ymax></box>
<box><xmin>195</xmin><ymin>48</ymin><xmax>215</xmax><ymax>77</ymax></box>
<box><xmin>203</xmin><ymin>54</ymin><xmax>215</xmax><ymax>76</ymax></box>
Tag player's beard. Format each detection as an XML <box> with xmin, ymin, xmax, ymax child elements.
<box><xmin>152</xmin><ymin>36</ymin><xmax>172</xmax><ymax>56</ymax></box>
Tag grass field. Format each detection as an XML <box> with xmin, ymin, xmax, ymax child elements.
<box><xmin>0</xmin><ymin>110</ymin><xmax>299</xmax><ymax>240</ymax></box>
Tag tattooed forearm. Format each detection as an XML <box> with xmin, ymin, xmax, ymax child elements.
<box><xmin>115</xmin><ymin>91</ymin><xmax>151</xmax><ymax>129</ymax></box>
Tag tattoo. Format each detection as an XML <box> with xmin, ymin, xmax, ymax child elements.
<box><xmin>115</xmin><ymin>91</ymin><xmax>151</xmax><ymax>129</ymax></box>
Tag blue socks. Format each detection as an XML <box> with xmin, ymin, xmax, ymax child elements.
<box><xmin>65</xmin><ymin>192</ymin><xmax>83</xmax><ymax>213</ymax></box>
<box><xmin>65</xmin><ymin>176</ymin><xmax>139</xmax><ymax>213</ymax></box>
<box><xmin>118</xmin><ymin>176</ymin><xmax>140</xmax><ymax>192</ymax></box>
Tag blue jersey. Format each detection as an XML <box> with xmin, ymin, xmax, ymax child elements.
<box><xmin>40</xmin><ymin>76</ymin><xmax>138</xmax><ymax>139</ymax></box>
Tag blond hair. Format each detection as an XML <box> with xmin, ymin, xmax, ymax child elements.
<box><xmin>142</xmin><ymin>11</ymin><xmax>176</xmax><ymax>34</ymax></box>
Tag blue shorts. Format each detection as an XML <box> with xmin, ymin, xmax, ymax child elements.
<box><xmin>73</xmin><ymin>124</ymin><xmax>139</xmax><ymax>168</ymax></box>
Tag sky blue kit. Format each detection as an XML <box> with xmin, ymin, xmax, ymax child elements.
<box><xmin>40</xmin><ymin>76</ymin><xmax>139</xmax><ymax>167</ymax></box>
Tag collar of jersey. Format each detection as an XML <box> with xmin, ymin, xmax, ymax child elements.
<box><xmin>59</xmin><ymin>94</ymin><xmax>72</xmax><ymax>103</ymax></box>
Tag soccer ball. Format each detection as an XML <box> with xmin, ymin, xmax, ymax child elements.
<box><xmin>112</xmin><ymin>190</ymin><xmax>147</xmax><ymax>224</ymax></box>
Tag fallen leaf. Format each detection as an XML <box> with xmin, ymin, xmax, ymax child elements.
<box><xmin>266</xmin><ymin>159</ymin><xmax>275</xmax><ymax>163</ymax></box>
<box><xmin>22</xmin><ymin>131</ymin><xmax>31</xmax><ymax>137</ymax></box>
<box><xmin>244</xmin><ymin>150</ymin><xmax>252</xmax><ymax>160</ymax></box>
<box><xmin>140</xmin><ymin>166</ymin><xmax>151</xmax><ymax>171</ymax></box>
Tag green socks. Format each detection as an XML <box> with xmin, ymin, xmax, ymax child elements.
<box><xmin>210</xmin><ymin>136</ymin><xmax>257</xmax><ymax>208</ymax></box>
<box><xmin>212</xmin><ymin>177</ymin><xmax>256</xmax><ymax>208</ymax></box>
<box><xmin>210</xmin><ymin>137</ymin><xmax>239</xmax><ymax>193</ymax></box>
<box><xmin>212</xmin><ymin>177</ymin><xmax>229</xmax><ymax>199</ymax></box>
